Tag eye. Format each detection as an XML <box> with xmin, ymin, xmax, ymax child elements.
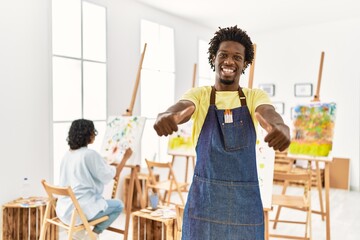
<box><xmin>218</xmin><ymin>52</ymin><xmax>226</xmax><ymax>58</ymax></box>
<box><xmin>234</xmin><ymin>55</ymin><xmax>243</xmax><ymax>61</ymax></box>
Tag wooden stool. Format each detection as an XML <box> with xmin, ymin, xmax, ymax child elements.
<box><xmin>132</xmin><ymin>209</ymin><xmax>175</xmax><ymax>240</ymax></box>
<box><xmin>2</xmin><ymin>197</ymin><xmax>58</xmax><ymax>240</ymax></box>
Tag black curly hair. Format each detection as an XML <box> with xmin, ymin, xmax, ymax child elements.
<box><xmin>208</xmin><ymin>25</ymin><xmax>254</xmax><ymax>74</ymax></box>
<box><xmin>67</xmin><ymin>119</ymin><xmax>97</xmax><ymax>150</ymax></box>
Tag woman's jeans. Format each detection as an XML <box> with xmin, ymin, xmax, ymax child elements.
<box><xmin>89</xmin><ymin>199</ymin><xmax>123</xmax><ymax>234</ymax></box>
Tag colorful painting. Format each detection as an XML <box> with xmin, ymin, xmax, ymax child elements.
<box><xmin>101</xmin><ymin>116</ymin><xmax>146</xmax><ymax>165</ymax></box>
<box><xmin>167</xmin><ymin>120</ymin><xmax>196</xmax><ymax>156</ymax></box>
<box><xmin>256</xmin><ymin>125</ymin><xmax>275</xmax><ymax>209</ymax></box>
<box><xmin>289</xmin><ymin>102</ymin><xmax>336</xmax><ymax>157</ymax></box>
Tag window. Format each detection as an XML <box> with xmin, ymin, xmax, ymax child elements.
<box><xmin>140</xmin><ymin>20</ymin><xmax>175</xmax><ymax>164</ymax></box>
<box><xmin>198</xmin><ymin>39</ymin><xmax>214</xmax><ymax>86</ymax></box>
<box><xmin>52</xmin><ymin>0</ymin><xmax>107</xmax><ymax>183</ymax></box>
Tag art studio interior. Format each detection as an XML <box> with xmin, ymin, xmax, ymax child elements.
<box><xmin>1</xmin><ymin>0</ymin><xmax>360</xmax><ymax>239</ymax></box>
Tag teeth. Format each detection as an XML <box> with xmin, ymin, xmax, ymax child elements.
<box><xmin>222</xmin><ymin>68</ymin><xmax>234</xmax><ymax>73</ymax></box>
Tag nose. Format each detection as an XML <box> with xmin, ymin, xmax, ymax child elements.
<box><xmin>224</xmin><ymin>56</ymin><xmax>234</xmax><ymax>64</ymax></box>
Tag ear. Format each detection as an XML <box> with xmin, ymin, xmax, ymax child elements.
<box><xmin>211</xmin><ymin>55</ymin><xmax>215</xmax><ymax>65</ymax></box>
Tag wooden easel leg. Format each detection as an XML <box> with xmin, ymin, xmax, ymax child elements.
<box><xmin>325</xmin><ymin>162</ymin><xmax>331</xmax><ymax>240</ymax></box>
<box><xmin>185</xmin><ymin>156</ymin><xmax>189</xmax><ymax>183</ymax></box>
<box><xmin>264</xmin><ymin>209</ymin><xmax>269</xmax><ymax>240</ymax></box>
<box><xmin>123</xmin><ymin>167</ymin><xmax>136</xmax><ymax>240</ymax></box>
<box><xmin>134</xmin><ymin>166</ymin><xmax>146</xmax><ymax>209</ymax></box>
<box><xmin>315</xmin><ymin>161</ymin><xmax>325</xmax><ymax>221</ymax></box>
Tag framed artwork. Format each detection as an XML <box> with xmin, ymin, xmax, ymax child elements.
<box><xmin>258</xmin><ymin>84</ymin><xmax>275</xmax><ymax>97</ymax></box>
<box><xmin>294</xmin><ymin>83</ymin><xmax>313</xmax><ymax>97</ymax></box>
<box><xmin>273</xmin><ymin>102</ymin><xmax>285</xmax><ymax>115</ymax></box>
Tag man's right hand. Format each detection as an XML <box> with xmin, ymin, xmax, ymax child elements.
<box><xmin>153</xmin><ymin>112</ymin><xmax>179</xmax><ymax>136</ymax></box>
<box><xmin>153</xmin><ymin>101</ymin><xmax>195</xmax><ymax>137</ymax></box>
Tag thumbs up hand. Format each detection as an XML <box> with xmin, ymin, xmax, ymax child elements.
<box><xmin>255</xmin><ymin>112</ymin><xmax>290</xmax><ymax>151</ymax></box>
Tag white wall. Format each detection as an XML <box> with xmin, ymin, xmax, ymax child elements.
<box><xmin>250</xmin><ymin>18</ymin><xmax>360</xmax><ymax>190</ymax></box>
<box><xmin>0</xmin><ymin>0</ymin><xmax>52</xmax><ymax>236</ymax></box>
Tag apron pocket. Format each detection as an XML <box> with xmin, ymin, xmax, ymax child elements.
<box><xmin>188</xmin><ymin>175</ymin><xmax>263</xmax><ymax>225</ymax></box>
<box><xmin>220</xmin><ymin>120</ymin><xmax>248</xmax><ymax>151</ymax></box>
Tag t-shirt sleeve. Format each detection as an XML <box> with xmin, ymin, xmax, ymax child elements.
<box><xmin>181</xmin><ymin>87</ymin><xmax>201</xmax><ymax>108</ymax></box>
<box><xmin>85</xmin><ymin>150</ymin><xmax>116</xmax><ymax>184</ymax></box>
<box><xmin>249</xmin><ymin>88</ymin><xmax>273</xmax><ymax>127</ymax></box>
<box><xmin>253</xmin><ymin>88</ymin><xmax>272</xmax><ymax>111</ymax></box>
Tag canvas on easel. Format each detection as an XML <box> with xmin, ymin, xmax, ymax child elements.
<box><xmin>289</xmin><ymin>102</ymin><xmax>336</xmax><ymax>157</ymax></box>
<box><xmin>101</xmin><ymin>116</ymin><xmax>146</xmax><ymax>165</ymax></box>
<box><xmin>167</xmin><ymin>120</ymin><xmax>196</xmax><ymax>156</ymax></box>
<box><xmin>256</xmin><ymin>124</ymin><xmax>275</xmax><ymax>209</ymax></box>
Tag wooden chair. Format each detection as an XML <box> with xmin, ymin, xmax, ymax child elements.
<box><xmin>175</xmin><ymin>204</ymin><xmax>185</xmax><ymax>240</ymax></box>
<box><xmin>145</xmin><ymin>159</ymin><xmax>188</xmax><ymax>206</ymax></box>
<box><xmin>39</xmin><ymin>179</ymin><xmax>109</xmax><ymax>240</ymax></box>
<box><xmin>269</xmin><ymin>163</ymin><xmax>312</xmax><ymax>240</ymax></box>
<box><xmin>273</xmin><ymin>150</ymin><xmax>325</xmax><ymax>227</ymax></box>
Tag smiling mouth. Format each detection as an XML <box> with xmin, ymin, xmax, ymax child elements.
<box><xmin>221</xmin><ymin>66</ymin><xmax>236</xmax><ymax>77</ymax></box>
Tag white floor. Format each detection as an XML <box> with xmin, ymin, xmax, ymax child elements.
<box><xmin>59</xmin><ymin>186</ymin><xmax>360</xmax><ymax>239</ymax></box>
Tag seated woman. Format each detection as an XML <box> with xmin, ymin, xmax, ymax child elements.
<box><xmin>56</xmin><ymin>119</ymin><xmax>132</xmax><ymax>240</ymax></box>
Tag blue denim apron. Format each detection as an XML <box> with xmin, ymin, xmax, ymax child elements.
<box><xmin>182</xmin><ymin>86</ymin><xmax>264</xmax><ymax>240</ymax></box>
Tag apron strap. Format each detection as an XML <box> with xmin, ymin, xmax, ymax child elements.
<box><xmin>210</xmin><ymin>86</ymin><xmax>248</xmax><ymax>106</ymax></box>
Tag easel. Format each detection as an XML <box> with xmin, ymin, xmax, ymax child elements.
<box><xmin>248</xmin><ymin>44</ymin><xmax>257</xmax><ymax>89</ymax></box>
<box><xmin>308</xmin><ymin>51</ymin><xmax>332</xmax><ymax>240</ymax></box>
<box><xmin>168</xmin><ymin>63</ymin><xmax>197</xmax><ymax>186</ymax></box>
<box><xmin>108</xmin><ymin>43</ymin><xmax>147</xmax><ymax>240</ymax></box>
<box><xmin>283</xmin><ymin>51</ymin><xmax>332</xmax><ymax>240</ymax></box>
<box><xmin>245</xmin><ymin>44</ymin><xmax>272</xmax><ymax>240</ymax></box>
<box><xmin>169</xmin><ymin>153</ymin><xmax>196</xmax><ymax>185</ymax></box>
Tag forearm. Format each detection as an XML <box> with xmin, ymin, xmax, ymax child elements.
<box><xmin>154</xmin><ymin>100</ymin><xmax>195</xmax><ymax>136</ymax></box>
<box><xmin>162</xmin><ymin>100</ymin><xmax>195</xmax><ymax>124</ymax></box>
<box><xmin>256</xmin><ymin>104</ymin><xmax>286</xmax><ymax>126</ymax></box>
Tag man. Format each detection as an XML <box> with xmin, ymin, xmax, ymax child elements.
<box><xmin>154</xmin><ymin>26</ymin><xmax>290</xmax><ymax>239</ymax></box>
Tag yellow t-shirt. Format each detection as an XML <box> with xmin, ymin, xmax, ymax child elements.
<box><xmin>181</xmin><ymin>86</ymin><xmax>272</xmax><ymax>146</ymax></box>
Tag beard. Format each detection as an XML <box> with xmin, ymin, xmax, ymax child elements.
<box><xmin>220</xmin><ymin>78</ymin><xmax>235</xmax><ymax>85</ymax></box>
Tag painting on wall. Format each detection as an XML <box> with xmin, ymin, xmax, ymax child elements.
<box><xmin>167</xmin><ymin>120</ymin><xmax>196</xmax><ymax>156</ymax></box>
<box><xmin>101</xmin><ymin>116</ymin><xmax>146</xmax><ymax>165</ymax></box>
<box><xmin>256</xmin><ymin>124</ymin><xmax>275</xmax><ymax>209</ymax></box>
<box><xmin>273</xmin><ymin>101</ymin><xmax>285</xmax><ymax>115</ymax></box>
<box><xmin>289</xmin><ymin>102</ymin><xmax>336</xmax><ymax>157</ymax></box>
<box><xmin>258</xmin><ymin>83</ymin><xmax>275</xmax><ymax>97</ymax></box>
<box><xmin>294</xmin><ymin>83</ymin><xmax>313</xmax><ymax>97</ymax></box>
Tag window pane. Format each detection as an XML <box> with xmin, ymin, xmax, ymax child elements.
<box><xmin>53</xmin><ymin>122</ymin><xmax>71</xmax><ymax>184</ymax></box>
<box><xmin>141</xmin><ymin>118</ymin><xmax>158</xmax><ymax>166</ymax></box>
<box><xmin>159</xmin><ymin>25</ymin><xmax>175</xmax><ymax>72</ymax></box>
<box><xmin>90</xmin><ymin>120</ymin><xmax>106</xmax><ymax>152</ymax></box>
<box><xmin>140</xmin><ymin>69</ymin><xmax>175</xmax><ymax>118</ymax></box>
<box><xmin>141</xmin><ymin>20</ymin><xmax>159</xmax><ymax>69</ymax></box>
<box><xmin>83</xmin><ymin>2</ymin><xmax>106</xmax><ymax>62</ymax></box>
<box><xmin>52</xmin><ymin>57</ymin><xmax>82</xmax><ymax>121</ymax></box>
<box><xmin>52</xmin><ymin>0</ymin><xmax>81</xmax><ymax>58</ymax></box>
<box><xmin>198</xmin><ymin>40</ymin><xmax>214</xmax><ymax>86</ymax></box>
<box><xmin>83</xmin><ymin>61</ymin><xmax>106</xmax><ymax>120</ymax></box>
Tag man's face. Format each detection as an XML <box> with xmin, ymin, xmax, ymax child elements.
<box><xmin>213</xmin><ymin>41</ymin><xmax>246</xmax><ymax>87</ymax></box>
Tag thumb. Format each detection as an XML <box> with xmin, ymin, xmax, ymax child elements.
<box><xmin>255</xmin><ymin>112</ymin><xmax>272</xmax><ymax>133</ymax></box>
